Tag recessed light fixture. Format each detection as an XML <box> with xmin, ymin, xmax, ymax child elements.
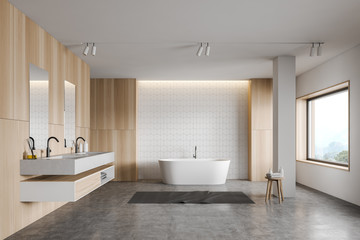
<box><xmin>83</xmin><ymin>43</ymin><xmax>90</xmax><ymax>56</ymax></box>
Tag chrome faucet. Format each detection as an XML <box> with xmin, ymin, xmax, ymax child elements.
<box><xmin>75</xmin><ymin>137</ymin><xmax>85</xmax><ymax>153</ymax></box>
<box><xmin>46</xmin><ymin>136</ymin><xmax>59</xmax><ymax>157</ymax></box>
<box><xmin>193</xmin><ymin>146</ymin><xmax>197</xmax><ymax>159</ymax></box>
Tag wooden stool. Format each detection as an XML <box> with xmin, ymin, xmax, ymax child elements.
<box><xmin>265</xmin><ymin>176</ymin><xmax>284</xmax><ymax>203</ymax></box>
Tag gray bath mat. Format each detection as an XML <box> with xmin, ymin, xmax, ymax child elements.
<box><xmin>128</xmin><ymin>191</ymin><xmax>254</xmax><ymax>204</ymax></box>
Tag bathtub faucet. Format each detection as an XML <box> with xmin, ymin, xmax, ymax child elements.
<box><xmin>193</xmin><ymin>146</ymin><xmax>197</xmax><ymax>159</ymax></box>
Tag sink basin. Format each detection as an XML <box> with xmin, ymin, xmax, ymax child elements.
<box><xmin>20</xmin><ymin>152</ymin><xmax>114</xmax><ymax>175</ymax></box>
<box><xmin>43</xmin><ymin>152</ymin><xmax>102</xmax><ymax>160</ymax></box>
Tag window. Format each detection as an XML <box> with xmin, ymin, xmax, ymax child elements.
<box><xmin>307</xmin><ymin>88</ymin><xmax>349</xmax><ymax>166</ymax></box>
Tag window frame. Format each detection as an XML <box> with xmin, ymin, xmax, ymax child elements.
<box><xmin>305</xmin><ymin>87</ymin><xmax>350</xmax><ymax>167</ymax></box>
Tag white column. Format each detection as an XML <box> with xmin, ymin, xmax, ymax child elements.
<box><xmin>273</xmin><ymin>56</ymin><xmax>296</xmax><ymax>197</ymax></box>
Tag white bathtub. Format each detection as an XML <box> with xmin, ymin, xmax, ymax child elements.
<box><xmin>158</xmin><ymin>158</ymin><xmax>230</xmax><ymax>185</ymax></box>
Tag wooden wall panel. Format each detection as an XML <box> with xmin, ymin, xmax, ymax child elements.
<box><xmin>249</xmin><ymin>79</ymin><xmax>273</xmax><ymax>181</ymax></box>
<box><xmin>26</xmin><ymin>17</ymin><xmax>50</xmax><ymax>70</ymax></box>
<box><xmin>84</xmin><ymin>63</ymin><xmax>91</xmax><ymax>128</ymax></box>
<box><xmin>76</xmin><ymin>127</ymin><xmax>91</xmax><ymax>146</ymax></box>
<box><xmin>0</xmin><ymin>119</ymin><xmax>17</xmax><ymax>237</ymax></box>
<box><xmin>296</xmin><ymin>99</ymin><xmax>307</xmax><ymax>160</ymax></box>
<box><xmin>116</xmin><ymin>130</ymin><xmax>137</xmax><ymax>181</ymax></box>
<box><xmin>65</xmin><ymin>48</ymin><xmax>76</xmax><ymax>85</ymax></box>
<box><xmin>0</xmin><ymin>0</ymin><xmax>14</xmax><ymax>119</ymax></box>
<box><xmin>0</xmin><ymin>1</ymin><xmax>91</xmax><ymax>238</ymax></box>
<box><xmin>251</xmin><ymin>79</ymin><xmax>273</xmax><ymax>129</ymax></box>
<box><xmin>114</xmin><ymin>79</ymin><xmax>136</xmax><ymax>130</ymax></box>
<box><xmin>75</xmin><ymin>56</ymin><xmax>81</xmax><ymax>127</ymax></box>
<box><xmin>90</xmin><ymin>79</ymin><xmax>97</xmax><ymax>129</ymax></box>
<box><xmin>91</xmin><ymin>78</ymin><xmax>137</xmax><ymax>181</ymax></box>
<box><xmin>95</xmin><ymin>79</ymin><xmax>115</xmax><ymax>129</ymax></box>
<box><xmin>49</xmin><ymin>38</ymin><xmax>65</xmax><ymax>125</ymax></box>
<box><xmin>13</xmin><ymin>6</ymin><xmax>28</xmax><ymax>121</ymax></box>
<box><xmin>252</xmin><ymin>130</ymin><xmax>273</xmax><ymax>181</ymax></box>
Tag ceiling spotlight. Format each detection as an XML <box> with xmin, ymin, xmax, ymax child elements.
<box><xmin>310</xmin><ymin>43</ymin><xmax>315</xmax><ymax>57</ymax></box>
<box><xmin>205</xmin><ymin>43</ymin><xmax>210</xmax><ymax>56</ymax></box>
<box><xmin>83</xmin><ymin>43</ymin><xmax>89</xmax><ymax>56</ymax></box>
<box><xmin>91</xmin><ymin>43</ymin><xmax>96</xmax><ymax>56</ymax></box>
<box><xmin>317</xmin><ymin>43</ymin><xmax>322</xmax><ymax>56</ymax></box>
<box><xmin>197</xmin><ymin>43</ymin><xmax>204</xmax><ymax>56</ymax></box>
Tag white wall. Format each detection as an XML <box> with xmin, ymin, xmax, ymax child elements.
<box><xmin>296</xmin><ymin>45</ymin><xmax>360</xmax><ymax>206</ymax></box>
<box><xmin>273</xmin><ymin>56</ymin><xmax>296</xmax><ymax>197</ymax></box>
<box><xmin>137</xmin><ymin>81</ymin><xmax>249</xmax><ymax>180</ymax></box>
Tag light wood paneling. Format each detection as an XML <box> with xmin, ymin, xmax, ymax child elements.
<box><xmin>13</xmin><ymin>6</ymin><xmax>28</xmax><ymax>121</ymax></box>
<box><xmin>248</xmin><ymin>79</ymin><xmax>273</xmax><ymax>181</ymax></box>
<box><xmin>65</xmin><ymin>48</ymin><xmax>76</xmax><ymax>85</ymax></box>
<box><xmin>0</xmin><ymin>0</ymin><xmax>14</xmax><ymax>119</ymax></box>
<box><xmin>251</xmin><ymin>78</ymin><xmax>273</xmax><ymax>129</ymax></box>
<box><xmin>84</xmin><ymin>63</ymin><xmax>91</xmax><ymax>128</ymax></box>
<box><xmin>252</xmin><ymin>130</ymin><xmax>273</xmax><ymax>180</ymax></box>
<box><xmin>0</xmin><ymin>119</ymin><xmax>17</xmax><ymax>237</ymax></box>
<box><xmin>0</xmin><ymin>1</ymin><xmax>91</xmax><ymax>238</ymax></box>
<box><xmin>90</xmin><ymin>79</ymin><xmax>97</xmax><ymax>129</ymax></box>
<box><xmin>75</xmin><ymin>172</ymin><xmax>101</xmax><ymax>200</ymax></box>
<box><xmin>114</xmin><ymin>79</ymin><xmax>136</xmax><ymax>130</ymax></box>
<box><xmin>76</xmin><ymin>127</ymin><xmax>91</xmax><ymax>146</ymax></box>
<box><xmin>48</xmin><ymin>124</ymin><xmax>66</xmax><ymax>155</ymax></box>
<box><xmin>91</xmin><ymin>78</ymin><xmax>137</xmax><ymax>181</ymax></box>
<box><xmin>116</xmin><ymin>130</ymin><xmax>137</xmax><ymax>181</ymax></box>
<box><xmin>89</xmin><ymin>129</ymin><xmax>98</xmax><ymax>152</ymax></box>
<box><xmin>49</xmin><ymin>37</ymin><xmax>65</xmax><ymax>125</ymax></box>
<box><xmin>248</xmin><ymin>81</ymin><xmax>252</xmax><ymax>180</ymax></box>
<box><xmin>94</xmin><ymin>129</ymin><xmax>116</xmax><ymax>152</ymax></box>
<box><xmin>296</xmin><ymin>99</ymin><xmax>307</xmax><ymax>160</ymax></box>
<box><xmin>95</xmin><ymin>79</ymin><xmax>115</xmax><ymax>129</ymax></box>
<box><xmin>26</xmin><ymin>17</ymin><xmax>51</xmax><ymax>70</ymax></box>
<box><xmin>75</xmin><ymin>55</ymin><xmax>81</xmax><ymax>127</ymax></box>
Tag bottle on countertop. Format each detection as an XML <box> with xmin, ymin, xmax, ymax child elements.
<box><xmin>79</xmin><ymin>143</ymin><xmax>83</xmax><ymax>153</ymax></box>
<box><xmin>84</xmin><ymin>141</ymin><xmax>88</xmax><ymax>153</ymax></box>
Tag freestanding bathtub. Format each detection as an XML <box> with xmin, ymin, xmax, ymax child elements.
<box><xmin>158</xmin><ymin>159</ymin><xmax>230</xmax><ymax>185</ymax></box>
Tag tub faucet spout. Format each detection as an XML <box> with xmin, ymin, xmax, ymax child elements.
<box><xmin>193</xmin><ymin>146</ymin><xmax>197</xmax><ymax>159</ymax></box>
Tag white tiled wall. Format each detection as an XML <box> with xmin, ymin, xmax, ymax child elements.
<box><xmin>30</xmin><ymin>81</ymin><xmax>49</xmax><ymax>149</ymax></box>
<box><xmin>137</xmin><ymin>81</ymin><xmax>249</xmax><ymax>179</ymax></box>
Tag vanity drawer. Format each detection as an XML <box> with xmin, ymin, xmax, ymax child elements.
<box><xmin>21</xmin><ymin>164</ymin><xmax>114</xmax><ymax>202</ymax></box>
<box><xmin>74</xmin><ymin>171</ymin><xmax>101</xmax><ymax>201</ymax></box>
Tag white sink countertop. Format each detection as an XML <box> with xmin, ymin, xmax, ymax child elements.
<box><xmin>20</xmin><ymin>152</ymin><xmax>115</xmax><ymax>175</ymax></box>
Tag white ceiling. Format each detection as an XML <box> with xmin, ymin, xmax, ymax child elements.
<box><xmin>10</xmin><ymin>0</ymin><xmax>360</xmax><ymax>79</ymax></box>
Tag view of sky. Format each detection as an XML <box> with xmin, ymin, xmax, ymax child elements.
<box><xmin>308</xmin><ymin>90</ymin><xmax>348</xmax><ymax>159</ymax></box>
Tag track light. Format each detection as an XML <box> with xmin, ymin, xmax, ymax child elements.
<box><xmin>310</xmin><ymin>43</ymin><xmax>315</xmax><ymax>57</ymax></box>
<box><xmin>317</xmin><ymin>43</ymin><xmax>322</xmax><ymax>56</ymax></box>
<box><xmin>205</xmin><ymin>43</ymin><xmax>210</xmax><ymax>56</ymax></box>
<box><xmin>310</xmin><ymin>42</ymin><xmax>324</xmax><ymax>57</ymax></box>
<box><xmin>83</xmin><ymin>43</ymin><xmax>89</xmax><ymax>56</ymax></box>
<box><xmin>91</xmin><ymin>43</ymin><xmax>96</xmax><ymax>56</ymax></box>
<box><xmin>197</xmin><ymin>43</ymin><xmax>204</xmax><ymax>56</ymax></box>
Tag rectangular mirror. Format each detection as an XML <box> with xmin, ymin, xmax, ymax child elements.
<box><xmin>64</xmin><ymin>80</ymin><xmax>76</xmax><ymax>147</ymax></box>
<box><xmin>29</xmin><ymin>64</ymin><xmax>49</xmax><ymax>149</ymax></box>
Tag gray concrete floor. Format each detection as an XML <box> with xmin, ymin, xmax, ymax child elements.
<box><xmin>7</xmin><ymin>180</ymin><xmax>360</xmax><ymax>240</ymax></box>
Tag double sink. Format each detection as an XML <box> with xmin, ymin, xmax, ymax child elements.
<box><xmin>20</xmin><ymin>152</ymin><xmax>115</xmax><ymax>175</ymax></box>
